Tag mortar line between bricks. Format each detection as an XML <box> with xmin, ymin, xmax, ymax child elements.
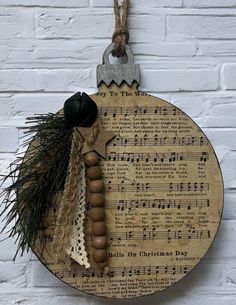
<box><xmin>0</xmin><ymin>5</ymin><xmax>90</xmax><ymax>9</ymax></box>
<box><xmin>0</xmin><ymin>91</ymin><xmax>228</xmax><ymax>94</ymax></box>
<box><xmin>1</xmin><ymin>90</ymin><xmax>234</xmax><ymax>94</ymax></box>
<box><xmin>2</xmin><ymin>37</ymin><xmax>236</xmax><ymax>43</ymax></box>
<box><xmin>0</xmin><ymin>68</ymin><xmax>94</xmax><ymax>70</ymax></box>
<box><xmin>203</xmin><ymin>126</ymin><xmax>236</xmax><ymax>129</ymax></box>
<box><xmin>0</xmin><ymin>3</ymin><xmax>235</xmax><ymax>301</ymax></box>
<box><xmin>2</xmin><ymin>90</ymin><xmax>236</xmax><ymax>96</ymax></box>
<box><xmin>1</xmin><ymin>290</ymin><xmax>236</xmax><ymax>297</ymax></box>
<box><xmin>3</xmin><ymin>7</ymin><xmax>236</xmax><ymax>20</ymax></box>
<box><xmin>2</xmin><ymin>6</ymin><xmax>236</xmax><ymax>14</ymax></box>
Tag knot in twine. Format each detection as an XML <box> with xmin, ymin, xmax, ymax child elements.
<box><xmin>112</xmin><ymin>0</ymin><xmax>129</xmax><ymax>58</ymax></box>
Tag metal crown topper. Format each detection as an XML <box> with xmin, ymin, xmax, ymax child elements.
<box><xmin>0</xmin><ymin>0</ymin><xmax>224</xmax><ymax>299</ymax></box>
<box><xmin>97</xmin><ymin>43</ymin><xmax>140</xmax><ymax>87</ymax></box>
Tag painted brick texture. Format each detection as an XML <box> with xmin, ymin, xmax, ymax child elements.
<box><xmin>0</xmin><ymin>1</ymin><xmax>235</xmax><ymax>304</ymax></box>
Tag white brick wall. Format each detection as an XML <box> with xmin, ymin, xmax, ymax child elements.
<box><xmin>0</xmin><ymin>1</ymin><xmax>236</xmax><ymax>304</ymax></box>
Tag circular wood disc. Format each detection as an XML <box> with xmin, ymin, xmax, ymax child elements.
<box><xmin>30</xmin><ymin>83</ymin><xmax>223</xmax><ymax>299</ymax></box>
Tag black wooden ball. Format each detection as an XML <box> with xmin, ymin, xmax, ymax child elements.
<box><xmin>64</xmin><ymin>92</ymin><xmax>98</xmax><ymax>127</ymax></box>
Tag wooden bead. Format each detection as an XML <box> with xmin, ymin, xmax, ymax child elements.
<box><xmin>88</xmin><ymin>193</ymin><xmax>105</xmax><ymax>207</ymax></box>
<box><xmin>93</xmin><ymin>222</ymin><xmax>106</xmax><ymax>236</ymax></box>
<box><xmin>90</xmin><ymin>208</ymin><xmax>105</xmax><ymax>222</ymax></box>
<box><xmin>89</xmin><ymin>180</ymin><xmax>104</xmax><ymax>193</ymax></box>
<box><xmin>84</xmin><ymin>152</ymin><xmax>100</xmax><ymax>167</ymax></box>
<box><xmin>93</xmin><ymin>249</ymin><xmax>106</xmax><ymax>263</ymax></box>
<box><xmin>93</xmin><ymin>236</ymin><xmax>107</xmax><ymax>249</ymax></box>
<box><xmin>87</xmin><ymin>166</ymin><xmax>102</xmax><ymax>180</ymax></box>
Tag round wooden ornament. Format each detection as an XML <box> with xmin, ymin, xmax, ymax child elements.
<box><xmin>27</xmin><ymin>43</ymin><xmax>224</xmax><ymax>299</ymax></box>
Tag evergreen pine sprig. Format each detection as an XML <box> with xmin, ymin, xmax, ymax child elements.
<box><xmin>0</xmin><ymin>113</ymin><xmax>73</xmax><ymax>259</ymax></box>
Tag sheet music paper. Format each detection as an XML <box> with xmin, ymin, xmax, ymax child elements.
<box><xmin>34</xmin><ymin>83</ymin><xmax>223</xmax><ymax>298</ymax></box>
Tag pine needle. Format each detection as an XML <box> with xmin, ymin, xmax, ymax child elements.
<box><xmin>0</xmin><ymin>113</ymin><xmax>73</xmax><ymax>258</ymax></box>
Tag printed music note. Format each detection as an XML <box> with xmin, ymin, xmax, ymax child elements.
<box><xmin>85</xmin><ymin>229</ymin><xmax>211</xmax><ymax>243</ymax></box>
<box><xmin>38</xmin><ymin>97</ymin><xmax>223</xmax><ymax>300</ymax></box>
<box><xmin>143</xmin><ymin>228</ymin><xmax>147</xmax><ymax>240</ymax></box>
<box><xmin>109</xmin><ymin>135</ymin><xmax>210</xmax><ymax>147</ymax></box>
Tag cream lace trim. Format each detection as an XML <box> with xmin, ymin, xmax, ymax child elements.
<box><xmin>53</xmin><ymin>128</ymin><xmax>90</xmax><ymax>268</ymax></box>
<box><xmin>66</xmin><ymin>160</ymin><xmax>90</xmax><ymax>268</ymax></box>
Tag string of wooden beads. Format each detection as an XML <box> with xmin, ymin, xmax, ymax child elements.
<box><xmin>84</xmin><ymin>151</ymin><xmax>109</xmax><ymax>273</ymax></box>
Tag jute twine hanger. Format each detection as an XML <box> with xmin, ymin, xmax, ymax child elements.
<box><xmin>112</xmin><ymin>0</ymin><xmax>130</xmax><ymax>58</ymax></box>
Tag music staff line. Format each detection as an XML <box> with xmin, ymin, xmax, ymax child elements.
<box><xmin>47</xmin><ymin>199</ymin><xmax>210</xmax><ymax>220</ymax></box>
<box><xmin>86</xmin><ymin>229</ymin><xmax>211</xmax><ymax>242</ymax></box>
<box><xmin>99</xmin><ymin>106</ymin><xmax>183</xmax><ymax>117</ymax></box>
<box><xmin>55</xmin><ymin>264</ymin><xmax>195</xmax><ymax>278</ymax></box>
<box><xmin>106</xmin><ymin>151</ymin><xmax>209</xmax><ymax>163</ymax></box>
<box><xmin>47</xmin><ymin>229</ymin><xmax>210</xmax><ymax>247</ymax></box>
<box><xmin>110</xmin><ymin>135</ymin><xmax>209</xmax><ymax>147</ymax></box>
<box><xmin>106</xmin><ymin>182</ymin><xmax>209</xmax><ymax>193</ymax></box>
<box><xmin>106</xmin><ymin>198</ymin><xmax>210</xmax><ymax>211</ymax></box>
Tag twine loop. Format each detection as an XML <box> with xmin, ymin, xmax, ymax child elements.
<box><xmin>112</xmin><ymin>0</ymin><xmax>129</xmax><ymax>58</ymax></box>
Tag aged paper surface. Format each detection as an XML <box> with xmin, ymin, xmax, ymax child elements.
<box><xmin>33</xmin><ymin>83</ymin><xmax>223</xmax><ymax>298</ymax></box>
